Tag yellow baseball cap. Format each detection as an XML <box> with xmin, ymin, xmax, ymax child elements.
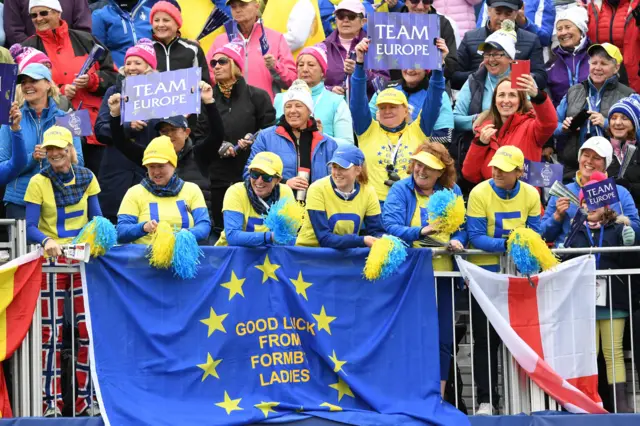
<box><xmin>248</xmin><ymin>152</ymin><xmax>283</xmax><ymax>177</ymax></box>
<box><xmin>410</xmin><ymin>151</ymin><xmax>445</xmax><ymax>170</ymax></box>
<box><xmin>376</xmin><ymin>88</ymin><xmax>408</xmax><ymax>107</ymax></box>
<box><xmin>488</xmin><ymin>145</ymin><xmax>524</xmax><ymax>172</ymax></box>
<box><xmin>42</xmin><ymin>126</ymin><xmax>73</xmax><ymax>149</ymax></box>
<box><xmin>588</xmin><ymin>43</ymin><xmax>623</xmax><ymax>64</ymax></box>
<box><xmin>142</xmin><ymin>136</ymin><xmax>178</xmax><ymax>168</ymax></box>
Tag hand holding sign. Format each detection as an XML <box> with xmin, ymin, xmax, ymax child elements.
<box><xmin>73</xmin><ymin>74</ymin><xmax>90</xmax><ymax>89</ymax></box>
<box><xmin>264</xmin><ymin>54</ymin><xmax>276</xmax><ymax>70</ymax></box>
<box><xmin>9</xmin><ymin>101</ymin><xmax>21</xmax><ymax>131</ymax></box>
<box><xmin>108</xmin><ymin>93</ymin><xmax>121</xmax><ymax>117</ymax></box>
<box><xmin>355</xmin><ymin>38</ymin><xmax>370</xmax><ymax>63</ymax></box>
<box><xmin>435</xmin><ymin>38</ymin><xmax>448</xmax><ymax>62</ymax></box>
<box><xmin>200</xmin><ymin>81</ymin><xmax>214</xmax><ymax>104</ymax></box>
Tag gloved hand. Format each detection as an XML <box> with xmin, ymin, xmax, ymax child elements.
<box><xmin>622</xmin><ymin>225</ymin><xmax>635</xmax><ymax>246</ymax></box>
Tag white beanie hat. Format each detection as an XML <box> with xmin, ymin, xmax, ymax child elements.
<box><xmin>29</xmin><ymin>0</ymin><xmax>62</xmax><ymax>12</ymax></box>
<box><xmin>478</xmin><ymin>20</ymin><xmax>517</xmax><ymax>60</ymax></box>
<box><xmin>555</xmin><ymin>5</ymin><xmax>588</xmax><ymax>35</ymax></box>
<box><xmin>282</xmin><ymin>79</ymin><xmax>314</xmax><ymax>115</ymax></box>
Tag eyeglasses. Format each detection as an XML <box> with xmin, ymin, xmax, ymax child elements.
<box><xmin>249</xmin><ymin>170</ymin><xmax>275</xmax><ymax>182</ymax></box>
<box><xmin>483</xmin><ymin>52</ymin><xmax>507</xmax><ymax>59</ymax></box>
<box><xmin>30</xmin><ymin>10</ymin><xmax>50</xmax><ymax>19</ymax></box>
<box><xmin>409</xmin><ymin>0</ymin><xmax>431</xmax><ymax>5</ymax></box>
<box><xmin>209</xmin><ymin>57</ymin><xmax>230</xmax><ymax>68</ymax></box>
<box><xmin>336</xmin><ymin>11</ymin><xmax>360</xmax><ymax>21</ymax></box>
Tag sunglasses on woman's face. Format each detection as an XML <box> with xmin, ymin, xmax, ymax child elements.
<box><xmin>209</xmin><ymin>57</ymin><xmax>230</xmax><ymax>68</ymax></box>
<box><xmin>250</xmin><ymin>170</ymin><xmax>275</xmax><ymax>183</ymax></box>
<box><xmin>30</xmin><ymin>10</ymin><xmax>50</xmax><ymax>19</ymax></box>
<box><xmin>409</xmin><ymin>0</ymin><xmax>431</xmax><ymax>5</ymax></box>
<box><xmin>336</xmin><ymin>11</ymin><xmax>359</xmax><ymax>21</ymax></box>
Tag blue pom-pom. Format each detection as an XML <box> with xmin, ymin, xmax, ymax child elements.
<box><xmin>510</xmin><ymin>240</ymin><xmax>540</xmax><ymax>275</ymax></box>
<box><xmin>172</xmin><ymin>230</ymin><xmax>203</xmax><ymax>279</ymax></box>
<box><xmin>263</xmin><ymin>198</ymin><xmax>301</xmax><ymax>245</ymax></box>
<box><xmin>427</xmin><ymin>189</ymin><xmax>456</xmax><ymax>219</ymax></box>
<box><xmin>92</xmin><ymin>216</ymin><xmax>117</xmax><ymax>253</ymax></box>
<box><xmin>380</xmin><ymin>235</ymin><xmax>408</xmax><ymax>280</ymax></box>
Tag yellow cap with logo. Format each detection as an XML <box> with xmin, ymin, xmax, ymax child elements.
<box><xmin>248</xmin><ymin>152</ymin><xmax>284</xmax><ymax>177</ymax></box>
<box><xmin>376</xmin><ymin>88</ymin><xmax>408</xmax><ymax>107</ymax></box>
<box><xmin>142</xmin><ymin>136</ymin><xmax>178</xmax><ymax>168</ymax></box>
<box><xmin>410</xmin><ymin>151</ymin><xmax>445</xmax><ymax>170</ymax></box>
<box><xmin>588</xmin><ymin>43</ymin><xmax>623</xmax><ymax>64</ymax></box>
<box><xmin>488</xmin><ymin>145</ymin><xmax>524</xmax><ymax>172</ymax></box>
<box><xmin>42</xmin><ymin>126</ymin><xmax>73</xmax><ymax>149</ymax></box>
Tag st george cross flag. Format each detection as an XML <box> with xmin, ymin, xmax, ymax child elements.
<box><xmin>457</xmin><ymin>255</ymin><xmax>606</xmax><ymax>414</ymax></box>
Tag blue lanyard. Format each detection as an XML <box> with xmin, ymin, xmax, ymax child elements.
<box><xmin>585</xmin><ymin>226</ymin><xmax>605</xmax><ymax>268</ymax></box>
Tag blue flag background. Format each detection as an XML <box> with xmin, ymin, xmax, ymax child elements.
<box><xmin>83</xmin><ymin>246</ymin><xmax>468</xmax><ymax>426</ymax></box>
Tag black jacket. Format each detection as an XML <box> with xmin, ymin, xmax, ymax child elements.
<box><xmin>565</xmin><ymin>220</ymin><xmax>640</xmax><ymax>312</ymax></box>
<box><xmin>608</xmin><ymin>144</ymin><xmax>640</xmax><ymax>208</ymax></box>
<box><xmin>153</xmin><ymin>36</ymin><xmax>211</xmax><ymax>84</ymax></box>
<box><xmin>452</xmin><ymin>24</ymin><xmax>547</xmax><ymax>91</ymax></box>
<box><xmin>209</xmin><ymin>77</ymin><xmax>276</xmax><ymax>187</ymax></box>
<box><xmin>107</xmin><ymin>102</ymin><xmax>225</xmax><ymax>211</ymax></box>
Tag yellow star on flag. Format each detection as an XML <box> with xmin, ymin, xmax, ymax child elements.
<box><xmin>329</xmin><ymin>350</ymin><xmax>347</xmax><ymax>373</ymax></box>
<box><xmin>329</xmin><ymin>376</ymin><xmax>354</xmax><ymax>401</ymax></box>
<box><xmin>313</xmin><ymin>305</ymin><xmax>337</xmax><ymax>335</ymax></box>
<box><xmin>254</xmin><ymin>401</ymin><xmax>279</xmax><ymax>418</ymax></box>
<box><xmin>200</xmin><ymin>307</ymin><xmax>228</xmax><ymax>336</ymax></box>
<box><xmin>215</xmin><ymin>391</ymin><xmax>243</xmax><ymax>415</ymax></box>
<box><xmin>290</xmin><ymin>271</ymin><xmax>313</xmax><ymax>301</ymax></box>
<box><xmin>255</xmin><ymin>255</ymin><xmax>280</xmax><ymax>283</ymax></box>
<box><xmin>197</xmin><ymin>353</ymin><xmax>222</xmax><ymax>381</ymax></box>
<box><xmin>320</xmin><ymin>402</ymin><xmax>342</xmax><ymax>411</ymax></box>
<box><xmin>221</xmin><ymin>271</ymin><xmax>246</xmax><ymax>300</ymax></box>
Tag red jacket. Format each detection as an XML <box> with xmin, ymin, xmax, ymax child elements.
<box><xmin>588</xmin><ymin>0</ymin><xmax>640</xmax><ymax>93</ymax></box>
<box><xmin>462</xmin><ymin>92</ymin><xmax>557</xmax><ymax>183</ymax></box>
<box><xmin>22</xmin><ymin>20</ymin><xmax>118</xmax><ymax>145</ymax></box>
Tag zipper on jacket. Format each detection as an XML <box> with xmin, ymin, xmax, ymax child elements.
<box><xmin>130</xmin><ymin>0</ymin><xmax>147</xmax><ymax>45</ymax></box>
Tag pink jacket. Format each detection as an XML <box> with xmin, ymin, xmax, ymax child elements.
<box><xmin>432</xmin><ymin>0</ymin><xmax>482</xmax><ymax>38</ymax></box>
<box><xmin>207</xmin><ymin>21</ymin><xmax>297</xmax><ymax>101</ymax></box>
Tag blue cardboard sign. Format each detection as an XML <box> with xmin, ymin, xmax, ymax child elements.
<box><xmin>55</xmin><ymin>109</ymin><xmax>93</xmax><ymax>137</ymax></box>
<box><xmin>0</xmin><ymin>64</ymin><xmax>18</xmax><ymax>126</ymax></box>
<box><xmin>366</xmin><ymin>12</ymin><xmax>441</xmax><ymax>70</ymax></box>
<box><xmin>583</xmin><ymin>178</ymin><xmax>619</xmax><ymax>210</ymax></box>
<box><xmin>521</xmin><ymin>160</ymin><xmax>563</xmax><ymax>188</ymax></box>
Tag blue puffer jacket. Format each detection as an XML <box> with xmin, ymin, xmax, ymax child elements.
<box><xmin>383</xmin><ymin>176</ymin><xmax>467</xmax><ymax>245</ymax></box>
<box><xmin>243</xmin><ymin>122</ymin><xmax>338</xmax><ymax>183</ymax></box>
<box><xmin>0</xmin><ymin>98</ymin><xmax>83</xmax><ymax>206</ymax></box>
<box><xmin>91</xmin><ymin>0</ymin><xmax>154</xmax><ymax>67</ymax></box>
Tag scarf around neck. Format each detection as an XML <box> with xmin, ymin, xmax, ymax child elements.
<box><xmin>244</xmin><ymin>180</ymin><xmax>281</xmax><ymax>216</ymax></box>
<box><xmin>141</xmin><ymin>174</ymin><xmax>185</xmax><ymax>197</ymax></box>
<box><xmin>278</xmin><ymin>116</ymin><xmax>318</xmax><ymax>170</ymax></box>
<box><xmin>40</xmin><ymin>165</ymin><xmax>93</xmax><ymax>207</ymax></box>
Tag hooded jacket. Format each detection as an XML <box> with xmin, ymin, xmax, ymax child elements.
<box><xmin>462</xmin><ymin>91</ymin><xmax>558</xmax><ymax>183</ymax></box>
<box><xmin>153</xmin><ymin>35</ymin><xmax>212</xmax><ymax>84</ymax></box>
<box><xmin>0</xmin><ymin>98</ymin><xmax>84</xmax><ymax>206</ymax></box>
<box><xmin>22</xmin><ymin>20</ymin><xmax>119</xmax><ymax>146</ymax></box>
<box><xmin>91</xmin><ymin>0</ymin><xmax>154</xmax><ymax>67</ymax></box>
<box><xmin>545</xmin><ymin>37</ymin><xmax>591</xmax><ymax>106</ymax></box>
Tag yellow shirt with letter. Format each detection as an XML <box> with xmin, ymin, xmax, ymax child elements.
<box><xmin>296</xmin><ymin>176</ymin><xmax>381</xmax><ymax>247</ymax></box>
<box><xmin>118</xmin><ymin>182</ymin><xmax>207</xmax><ymax>245</ymax></box>
<box><xmin>215</xmin><ymin>182</ymin><xmax>294</xmax><ymax>247</ymax></box>
<box><xmin>24</xmin><ymin>174</ymin><xmax>100</xmax><ymax>244</ymax></box>
<box><xmin>466</xmin><ymin>180</ymin><xmax>541</xmax><ymax>266</ymax></box>
<box><xmin>359</xmin><ymin>119</ymin><xmax>429</xmax><ymax>202</ymax></box>
<box><xmin>410</xmin><ymin>191</ymin><xmax>454</xmax><ymax>271</ymax></box>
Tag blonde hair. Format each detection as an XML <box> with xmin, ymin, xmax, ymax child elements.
<box><xmin>68</xmin><ymin>144</ymin><xmax>78</xmax><ymax>165</ymax></box>
<box><xmin>119</xmin><ymin>64</ymin><xmax>156</xmax><ymax>77</ymax></box>
<box><xmin>15</xmin><ymin>79</ymin><xmax>61</xmax><ymax>106</ymax></box>
<box><xmin>229</xmin><ymin>59</ymin><xmax>243</xmax><ymax>79</ymax></box>
<box><xmin>357</xmin><ymin>162</ymin><xmax>369</xmax><ymax>185</ymax></box>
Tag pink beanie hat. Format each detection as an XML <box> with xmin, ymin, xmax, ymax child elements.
<box><xmin>125</xmin><ymin>38</ymin><xmax>157</xmax><ymax>70</ymax></box>
<box><xmin>212</xmin><ymin>42</ymin><xmax>244</xmax><ymax>73</ymax></box>
<box><xmin>579</xmin><ymin>171</ymin><xmax>608</xmax><ymax>205</ymax></box>
<box><xmin>297</xmin><ymin>44</ymin><xmax>328</xmax><ymax>75</ymax></box>
<box><xmin>9</xmin><ymin>44</ymin><xmax>52</xmax><ymax>73</ymax></box>
<box><xmin>150</xmin><ymin>0</ymin><xmax>183</xmax><ymax>29</ymax></box>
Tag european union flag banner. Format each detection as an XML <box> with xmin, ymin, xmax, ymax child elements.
<box><xmin>83</xmin><ymin>246</ymin><xmax>468</xmax><ymax>426</ymax></box>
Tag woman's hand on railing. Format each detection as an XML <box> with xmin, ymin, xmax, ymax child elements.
<box><xmin>447</xmin><ymin>240</ymin><xmax>464</xmax><ymax>252</ymax></box>
<box><xmin>44</xmin><ymin>239</ymin><xmax>62</xmax><ymax>258</ymax></box>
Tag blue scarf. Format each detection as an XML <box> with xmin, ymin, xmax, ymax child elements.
<box><xmin>40</xmin><ymin>165</ymin><xmax>93</xmax><ymax>207</ymax></box>
<box><xmin>244</xmin><ymin>179</ymin><xmax>280</xmax><ymax>216</ymax></box>
<box><xmin>141</xmin><ymin>174</ymin><xmax>185</xmax><ymax>197</ymax></box>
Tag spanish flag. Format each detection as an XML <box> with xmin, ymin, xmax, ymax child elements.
<box><xmin>0</xmin><ymin>250</ymin><xmax>43</xmax><ymax>417</ymax></box>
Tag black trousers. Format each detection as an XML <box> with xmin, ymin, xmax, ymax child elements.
<box><xmin>210</xmin><ymin>184</ymin><xmax>234</xmax><ymax>233</ymax></box>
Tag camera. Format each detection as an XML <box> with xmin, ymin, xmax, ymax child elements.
<box><xmin>384</xmin><ymin>164</ymin><xmax>400</xmax><ymax>187</ymax></box>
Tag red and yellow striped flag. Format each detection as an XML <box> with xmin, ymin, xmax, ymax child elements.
<box><xmin>0</xmin><ymin>250</ymin><xmax>43</xmax><ymax>418</ymax></box>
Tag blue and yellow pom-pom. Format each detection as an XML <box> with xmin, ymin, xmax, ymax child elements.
<box><xmin>426</xmin><ymin>189</ymin><xmax>466</xmax><ymax>235</ymax></box>
<box><xmin>147</xmin><ymin>221</ymin><xmax>175</xmax><ymax>269</ymax></box>
<box><xmin>507</xmin><ymin>228</ymin><xmax>559</xmax><ymax>275</ymax></box>
<box><xmin>263</xmin><ymin>197</ymin><xmax>305</xmax><ymax>245</ymax></box>
<box><xmin>364</xmin><ymin>235</ymin><xmax>408</xmax><ymax>281</ymax></box>
<box><xmin>73</xmin><ymin>216</ymin><xmax>117</xmax><ymax>257</ymax></box>
<box><xmin>172</xmin><ymin>229</ymin><xmax>203</xmax><ymax>279</ymax></box>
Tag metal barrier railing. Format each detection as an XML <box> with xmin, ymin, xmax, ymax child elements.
<box><xmin>6</xmin><ymin>233</ymin><xmax>640</xmax><ymax>417</ymax></box>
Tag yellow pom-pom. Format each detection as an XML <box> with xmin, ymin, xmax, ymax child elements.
<box><xmin>439</xmin><ymin>196</ymin><xmax>466</xmax><ymax>235</ymax></box>
<box><xmin>364</xmin><ymin>237</ymin><xmax>394</xmax><ymax>281</ymax></box>
<box><xmin>507</xmin><ymin>228</ymin><xmax>560</xmax><ymax>274</ymax></box>
<box><xmin>281</xmin><ymin>198</ymin><xmax>306</xmax><ymax>229</ymax></box>
<box><xmin>147</xmin><ymin>222</ymin><xmax>175</xmax><ymax>269</ymax></box>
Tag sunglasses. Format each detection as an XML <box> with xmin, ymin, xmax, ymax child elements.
<box><xmin>409</xmin><ymin>0</ymin><xmax>431</xmax><ymax>5</ymax></box>
<box><xmin>336</xmin><ymin>11</ymin><xmax>360</xmax><ymax>21</ymax></box>
<box><xmin>30</xmin><ymin>10</ymin><xmax>50</xmax><ymax>19</ymax></box>
<box><xmin>249</xmin><ymin>170</ymin><xmax>275</xmax><ymax>182</ymax></box>
<box><xmin>209</xmin><ymin>57</ymin><xmax>230</xmax><ymax>68</ymax></box>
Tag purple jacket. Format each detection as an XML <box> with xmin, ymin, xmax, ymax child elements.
<box><xmin>545</xmin><ymin>39</ymin><xmax>590</xmax><ymax>107</ymax></box>
<box><xmin>4</xmin><ymin>0</ymin><xmax>92</xmax><ymax>47</ymax></box>
<box><xmin>322</xmin><ymin>29</ymin><xmax>388</xmax><ymax>98</ymax></box>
